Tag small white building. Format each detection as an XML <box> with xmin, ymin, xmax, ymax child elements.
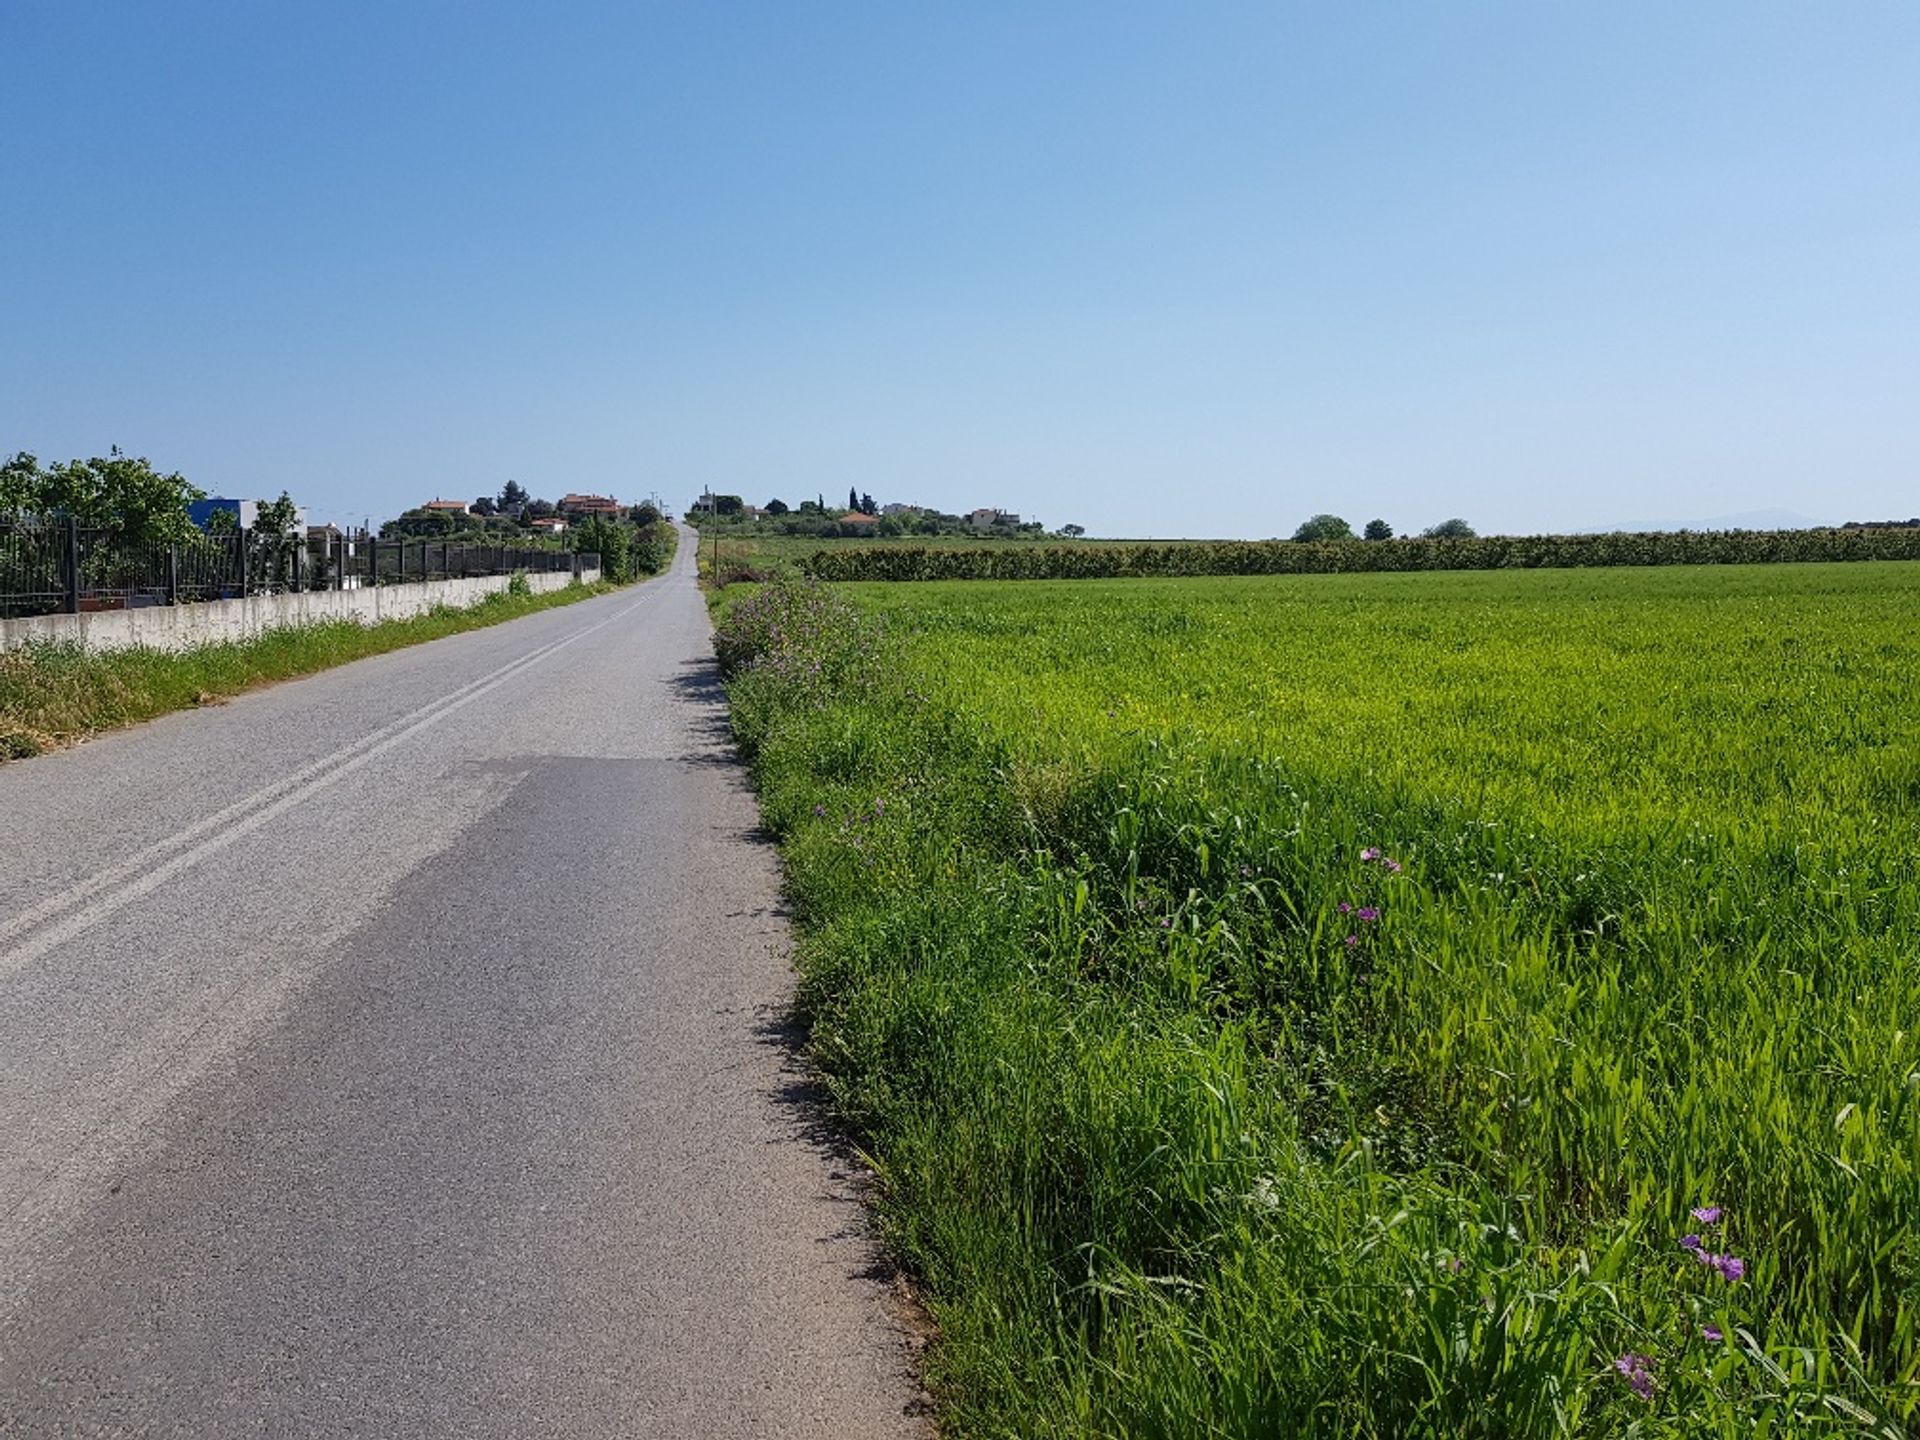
<box><xmin>969</xmin><ymin>507</ymin><xmax>1019</xmax><ymax>529</ymax></box>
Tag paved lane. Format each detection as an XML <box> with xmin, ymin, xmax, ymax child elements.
<box><xmin>0</xmin><ymin>532</ymin><xmax>925</xmax><ymax>1438</ymax></box>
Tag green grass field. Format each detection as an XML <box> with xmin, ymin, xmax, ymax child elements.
<box><xmin>693</xmin><ymin>525</ymin><xmax>1065</xmax><ymax>581</ymax></box>
<box><xmin>718</xmin><ymin>561</ymin><xmax>1920</xmax><ymax>1437</ymax></box>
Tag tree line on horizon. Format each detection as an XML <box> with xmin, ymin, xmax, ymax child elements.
<box><xmin>1291</xmin><ymin>514</ymin><xmax>1475</xmax><ymax>542</ymax></box>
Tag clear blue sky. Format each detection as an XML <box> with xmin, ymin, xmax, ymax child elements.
<box><xmin>4</xmin><ymin>2</ymin><xmax>1915</xmax><ymax>536</ymax></box>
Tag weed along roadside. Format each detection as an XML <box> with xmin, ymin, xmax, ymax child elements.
<box><xmin>0</xmin><ymin>527</ymin><xmax>673</xmax><ymax>761</ymax></box>
<box><xmin>710</xmin><ymin>566</ymin><xmax>1920</xmax><ymax>1437</ymax></box>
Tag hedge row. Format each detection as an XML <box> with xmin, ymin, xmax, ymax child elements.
<box><xmin>800</xmin><ymin>527</ymin><xmax>1920</xmax><ymax>582</ymax></box>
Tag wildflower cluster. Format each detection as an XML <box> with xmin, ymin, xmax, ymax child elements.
<box><xmin>1679</xmin><ymin>1205</ymin><xmax>1745</xmax><ymax>1283</ymax></box>
<box><xmin>1341</xmin><ymin>846</ymin><xmax>1402</xmax><ymax>946</ymax></box>
<box><xmin>714</xmin><ymin>577</ymin><xmax>875</xmax><ymax>681</ymax></box>
<box><xmin>1611</xmin><ymin>1203</ymin><xmax>1747</xmax><ymax>1405</ymax></box>
<box><xmin>1613</xmin><ymin>1351</ymin><xmax>1655</xmax><ymax>1401</ymax></box>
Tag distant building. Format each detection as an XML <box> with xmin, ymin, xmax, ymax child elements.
<box><xmin>528</xmin><ymin>516</ymin><xmax>570</xmax><ymax>534</ymax></box>
<box><xmin>558</xmin><ymin>492</ymin><xmax>623</xmax><ymax>518</ymax></box>
<box><xmin>421</xmin><ymin>498</ymin><xmax>470</xmax><ymax>516</ymax></box>
<box><xmin>190</xmin><ymin>497</ymin><xmax>309</xmax><ymax>533</ymax></box>
<box><xmin>838</xmin><ymin>511</ymin><xmax>880</xmax><ymax>526</ymax></box>
<box><xmin>306</xmin><ymin>523</ymin><xmax>344</xmax><ymax>541</ymax></box>
<box><xmin>969</xmin><ymin>507</ymin><xmax>1019</xmax><ymax>529</ymax></box>
<box><xmin>881</xmin><ymin>503</ymin><xmax>926</xmax><ymax>517</ymax></box>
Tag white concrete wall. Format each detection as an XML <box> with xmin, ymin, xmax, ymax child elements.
<box><xmin>0</xmin><ymin>568</ymin><xmax>600</xmax><ymax>653</ymax></box>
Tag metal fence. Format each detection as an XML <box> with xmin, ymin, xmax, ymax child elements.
<box><xmin>1</xmin><ymin>518</ymin><xmax>595</xmax><ymax>620</ymax></box>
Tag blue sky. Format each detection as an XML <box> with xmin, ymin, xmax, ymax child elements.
<box><xmin>4</xmin><ymin>2</ymin><xmax>1915</xmax><ymax>536</ymax></box>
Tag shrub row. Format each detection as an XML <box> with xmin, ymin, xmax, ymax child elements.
<box><xmin>799</xmin><ymin>526</ymin><xmax>1920</xmax><ymax>581</ymax></box>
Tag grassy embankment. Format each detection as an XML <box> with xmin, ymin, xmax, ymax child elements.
<box><xmin>0</xmin><ymin>529</ymin><xmax>677</xmax><ymax>760</ymax></box>
<box><xmin>716</xmin><ymin>562</ymin><xmax>1920</xmax><ymax>1438</ymax></box>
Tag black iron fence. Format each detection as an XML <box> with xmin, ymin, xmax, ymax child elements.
<box><xmin>1</xmin><ymin>518</ymin><xmax>596</xmax><ymax>620</ymax></box>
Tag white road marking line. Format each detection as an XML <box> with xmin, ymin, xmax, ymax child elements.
<box><xmin>0</xmin><ymin>586</ymin><xmax>662</xmax><ymax>982</ymax></box>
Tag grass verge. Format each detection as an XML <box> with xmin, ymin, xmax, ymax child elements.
<box><xmin>1</xmin><ymin>577</ymin><xmax>619</xmax><ymax>761</ymax></box>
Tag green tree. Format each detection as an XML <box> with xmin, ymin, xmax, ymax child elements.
<box><xmin>499</xmin><ymin>480</ymin><xmax>529</xmax><ymax>513</ymax></box>
<box><xmin>0</xmin><ymin>453</ymin><xmax>40</xmax><ymax>515</ymax></box>
<box><xmin>1363</xmin><ymin>518</ymin><xmax>1394</xmax><ymax>541</ymax></box>
<box><xmin>1292</xmin><ymin>513</ymin><xmax>1354</xmax><ymax>543</ymax></box>
<box><xmin>203</xmin><ymin>505</ymin><xmax>239</xmax><ymax>535</ymax></box>
<box><xmin>631</xmin><ymin>501</ymin><xmax>662</xmax><ymax>526</ymax></box>
<box><xmin>765</xmin><ymin>498</ymin><xmax>789</xmax><ymax>515</ymax></box>
<box><xmin>251</xmin><ymin>491</ymin><xmax>300</xmax><ymax>536</ymax></box>
<box><xmin>848</xmin><ymin>486</ymin><xmax>860</xmax><ymax>514</ymax></box>
<box><xmin>472</xmin><ymin>495</ymin><xmax>498</xmax><ymax>517</ymax></box>
<box><xmin>381</xmin><ymin>508</ymin><xmax>459</xmax><ymax>538</ymax></box>
<box><xmin>249</xmin><ymin>492</ymin><xmax>303</xmax><ymax>590</ymax></box>
<box><xmin>0</xmin><ymin>448</ymin><xmax>204</xmax><ymax>541</ymax></box>
<box><xmin>1423</xmin><ymin>518</ymin><xmax>1476</xmax><ymax>539</ymax></box>
<box><xmin>525</xmin><ymin>498</ymin><xmax>557</xmax><ymax>521</ymax></box>
<box><xmin>712</xmin><ymin>494</ymin><xmax>744</xmax><ymax>516</ymax></box>
<box><xmin>1060</xmin><ymin>523</ymin><xmax>1086</xmax><ymax>538</ymax></box>
<box><xmin>570</xmin><ymin>515</ymin><xmax>633</xmax><ymax>581</ymax></box>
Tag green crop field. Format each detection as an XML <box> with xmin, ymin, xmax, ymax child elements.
<box><xmin>715</xmin><ymin>561</ymin><xmax>1920</xmax><ymax>1437</ymax></box>
<box><xmin>693</xmin><ymin>525</ymin><xmax>1066</xmax><ymax>583</ymax></box>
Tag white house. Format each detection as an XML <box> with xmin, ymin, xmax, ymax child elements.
<box><xmin>969</xmin><ymin>507</ymin><xmax>1020</xmax><ymax>529</ymax></box>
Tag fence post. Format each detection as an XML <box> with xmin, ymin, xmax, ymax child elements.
<box><xmin>165</xmin><ymin>544</ymin><xmax>180</xmax><ymax>606</ymax></box>
<box><xmin>63</xmin><ymin>517</ymin><xmax>81</xmax><ymax>614</ymax></box>
<box><xmin>237</xmin><ymin>531</ymin><xmax>249</xmax><ymax>597</ymax></box>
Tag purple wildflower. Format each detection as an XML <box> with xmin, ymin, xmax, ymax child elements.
<box><xmin>1338</xmin><ymin>901</ymin><xmax>1353</xmax><ymax>914</ymax></box>
<box><xmin>1679</xmin><ymin>1234</ymin><xmax>1702</xmax><ymax>1252</ymax></box>
<box><xmin>1345</xmin><ymin>934</ymin><xmax>1359</xmax><ymax>947</ymax></box>
<box><xmin>1159</xmin><ymin>917</ymin><xmax>1173</xmax><ymax>929</ymax></box>
<box><xmin>1357</xmin><ymin>906</ymin><xmax>1380</xmax><ymax>922</ymax></box>
<box><xmin>1711</xmin><ymin>1254</ymin><xmax>1745</xmax><ymax>1283</ymax></box>
<box><xmin>873</xmin><ymin>797</ymin><xmax>885</xmax><ymax>814</ymax></box>
<box><xmin>1614</xmin><ymin>1352</ymin><xmax>1655</xmax><ymax>1400</ymax></box>
<box><xmin>1690</xmin><ymin>1205</ymin><xmax>1722</xmax><ymax>1225</ymax></box>
<box><xmin>812</xmin><ymin>804</ymin><xmax>826</xmax><ymax>818</ymax></box>
<box><xmin>1701</xmin><ymin>1325</ymin><xmax>1724</xmax><ymax>1343</ymax></box>
<box><xmin>1360</xmin><ymin>847</ymin><xmax>1381</xmax><ymax>862</ymax></box>
<box><xmin>1383</xmin><ymin>858</ymin><xmax>1403</xmax><ymax>874</ymax></box>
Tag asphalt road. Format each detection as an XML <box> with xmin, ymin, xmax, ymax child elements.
<box><xmin>0</xmin><ymin>531</ymin><xmax>927</xmax><ymax>1438</ymax></box>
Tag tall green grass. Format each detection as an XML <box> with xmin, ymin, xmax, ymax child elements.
<box><xmin>719</xmin><ymin>563</ymin><xmax>1920</xmax><ymax>1437</ymax></box>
